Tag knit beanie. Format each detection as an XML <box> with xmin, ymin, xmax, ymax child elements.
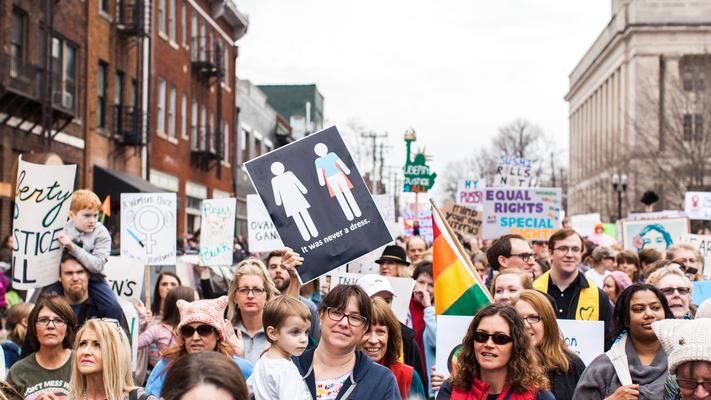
<box><xmin>176</xmin><ymin>296</ymin><xmax>229</xmax><ymax>341</ymax></box>
<box><xmin>608</xmin><ymin>271</ymin><xmax>632</xmax><ymax>292</ymax></box>
<box><xmin>652</xmin><ymin>318</ymin><xmax>711</xmax><ymax>374</ymax></box>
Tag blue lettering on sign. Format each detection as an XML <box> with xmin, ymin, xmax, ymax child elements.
<box><xmin>564</xmin><ymin>336</ymin><xmax>578</xmax><ymax>347</ymax></box>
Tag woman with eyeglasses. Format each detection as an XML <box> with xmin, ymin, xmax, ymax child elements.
<box><xmin>490</xmin><ymin>268</ymin><xmax>533</xmax><ymax>305</ymax></box>
<box><xmin>574</xmin><ymin>284</ymin><xmax>673</xmax><ymax>399</ymax></box>
<box><xmin>144</xmin><ymin>296</ymin><xmax>253</xmax><ymax>397</ymax></box>
<box><xmin>70</xmin><ymin>319</ymin><xmax>156</xmax><ymax>400</ymax></box>
<box><xmin>293</xmin><ymin>284</ymin><xmax>400</xmax><ymax>399</ymax></box>
<box><xmin>7</xmin><ymin>294</ymin><xmax>78</xmax><ymax>399</ymax></box>
<box><xmin>646</xmin><ymin>261</ymin><xmax>696</xmax><ymax>319</ymax></box>
<box><xmin>436</xmin><ymin>303</ymin><xmax>553</xmax><ymax>400</ymax></box>
<box><xmin>512</xmin><ymin>290</ymin><xmax>586</xmax><ymax>400</ymax></box>
<box><xmin>226</xmin><ymin>259</ymin><xmax>279</xmax><ymax>365</ymax></box>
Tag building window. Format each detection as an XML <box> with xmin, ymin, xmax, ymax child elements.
<box><xmin>224</xmin><ymin>122</ymin><xmax>229</xmax><ymax>163</ymax></box>
<box><xmin>100</xmin><ymin>0</ymin><xmax>110</xmax><ymax>14</ymax></box>
<box><xmin>209</xmin><ymin>112</ymin><xmax>215</xmax><ymax>152</ymax></box>
<box><xmin>684</xmin><ymin>114</ymin><xmax>704</xmax><ymax>142</ymax></box>
<box><xmin>181</xmin><ymin>94</ymin><xmax>187</xmax><ymax>139</ymax></box>
<box><xmin>115</xmin><ymin>71</ymin><xmax>124</xmax><ymax>107</ymax></box>
<box><xmin>191</xmin><ymin>12</ymin><xmax>198</xmax><ymax>57</ymax></box>
<box><xmin>241</xmin><ymin>128</ymin><xmax>249</xmax><ymax>163</ymax></box>
<box><xmin>168</xmin><ymin>84</ymin><xmax>176</xmax><ymax>139</ymax></box>
<box><xmin>681</xmin><ymin>64</ymin><xmax>705</xmax><ymax>92</ymax></box>
<box><xmin>10</xmin><ymin>9</ymin><xmax>27</xmax><ymax>76</ymax></box>
<box><xmin>158</xmin><ymin>0</ymin><xmax>166</xmax><ymax>35</ymax></box>
<box><xmin>98</xmin><ymin>61</ymin><xmax>108</xmax><ymax>128</ymax></box>
<box><xmin>255</xmin><ymin>136</ymin><xmax>262</xmax><ymax>157</ymax></box>
<box><xmin>199</xmin><ymin>20</ymin><xmax>206</xmax><ymax>61</ymax></box>
<box><xmin>168</xmin><ymin>0</ymin><xmax>176</xmax><ymax>42</ymax></box>
<box><xmin>181</xmin><ymin>1</ymin><xmax>187</xmax><ymax>46</ymax></box>
<box><xmin>200</xmin><ymin>105</ymin><xmax>207</xmax><ymax>149</ymax></box>
<box><xmin>222</xmin><ymin>42</ymin><xmax>229</xmax><ymax>86</ymax></box>
<box><xmin>131</xmin><ymin>79</ymin><xmax>138</xmax><ymax>107</ymax></box>
<box><xmin>50</xmin><ymin>38</ymin><xmax>77</xmax><ymax>111</ymax></box>
<box><xmin>157</xmin><ymin>77</ymin><xmax>166</xmax><ymax>134</ymax></box>
<box><xmin>191</xmin><ymin>100</ymin><xmax>198</xmax><ymax>149</ymax></box>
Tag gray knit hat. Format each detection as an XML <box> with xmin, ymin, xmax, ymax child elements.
<box><xmin>652</xmin><ymin>318</ymin><xmax>711</xmax><ymax>374</ymax></box>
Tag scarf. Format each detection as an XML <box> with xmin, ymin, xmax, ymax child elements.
<box><xmin>409</xmin><ymin>297</ymin><xmax>426</xmax><ymax>361</ymax></box>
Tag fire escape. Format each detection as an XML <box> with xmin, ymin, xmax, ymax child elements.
<box><xmin>112</xmin><ymin>0</ymin><xmax>150</xmax><ymax>147</ymax></box>
<box><xmin>190</xmin><ymin>38</ymin><xmax>224</xmax><ymax>178</ymax></box>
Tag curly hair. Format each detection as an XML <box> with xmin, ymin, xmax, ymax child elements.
<box><xmin>451</xmin><ymin>304</ymin><xmax>549</xmax><ymax>394</ymax></box>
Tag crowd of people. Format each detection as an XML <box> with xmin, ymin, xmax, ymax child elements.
<box><xmin>0</xmin><ymin>188</ymin><xmax>711</xmax><ymax>400</ymax></box>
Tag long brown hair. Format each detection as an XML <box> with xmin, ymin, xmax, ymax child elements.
<box><xmin>23</xmin><ymin>294</ymin><xmax>78</xmax><ymax>356</ymax></box>
<box><xmin>161</xmin><ymin>352</ymin><xmax>248</xmax><ymax>400</ymax></box>
<box><xmin>6</xmin><ymin>303</ymin><xmax>33</xmax><ymax>345</ymax></box>
<box><xmin>512</xmin><ymin>290</ymin><xmax>572</xmax><ymax>373</ymax></box>
<box><xmin>366</xmin><ymin>297</ymin><xmax>402</xmax><ymax>366</ymax></box>
<box><xmin>161</xmin><ymin>286</ymin><xmax>196</xmax><ymax>328</ymax></box>
<box><xmin>451</xmin><ymin>304</ymin><xmax>549</xmax><ymax>393</ymax></box>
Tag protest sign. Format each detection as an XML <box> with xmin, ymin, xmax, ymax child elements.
<box><xmin>685</xmin><ymin>191</ymin><xmax>711</xmax><ymax>220</ymax></box>
<box><xmin>104</xmin><ymin>256</ymin><xmax>145</xmax><ymax>300</ymax></box>
<box><xmin>621</xmin><ymin>218</ymin><xmax>689</xmax><ymax>253</ymax></box>
<box><xmin>557</xmin><ymin>320</ymin><xmax>604</xmax><ymax>366</ymax></box>
<box><xmin>692</xmin><ymin>280</ymin><xmax>711</xmax><ymax>305</ymax></box>
<box><xmin>435</xmin><ymin>315</ymin><xmax>472</xmax><ymax>379</ymax></box>
<box><xmin>681</xmin><ymin>234</ymin><xmax>711</xmax><ymax>278</ymax></box>
<box><xmin>244</xmin><ymin>126</ymin><xmax>393</xmax><ymax>283</ymax></box>
<box><xmin>120</xmin><ymin>193</ymin><xmax>177</xmax><ymax>265</ymax></box>
<box><xmin>117</xmin><ymin>298</ymin><xmax>139</xmax><ymax>371</ymax></box>
<box><xmin>482</xmin><ymin>188</ymin><xmax>562</xmax><ymax>240</ymax></box>
<box><xmin>403</xmin><ymin>203</ymin><xmax>434</xmax><ymax>243</ymax></box>
<box><xmin>442</xmin><ymin>203</ymin><xmax>483</xmax><ymax>238</ymax></box>
<box><xmin>346</xmin><ymin>245</ymin><xmax>387</xmax><ymax>275</ymax></box>
<box><xmin>372</xmin><ymin>194</ymin><xmax>396</xmax><ymax>222</ymax></box>
<box><xmin>457</xmin><ymin>179</ymin><xmax>485</xmax><ymax>208</ymax></box>
<box><xmin>570</xmin><ymin>213</ymin><xmax>601</xmax><ymax>237</ymax></box>
<box><xmin>329</xmin><ymin>271</ymin><xmax>415</xmax><ymax>324</ymax></box>
<box><xmin>199</xmin><ymin>198</ymin><xmax>236</xmax><ymax>266</ymax></box>
<box><xmin>11</xmin><ymin>156</ymin><xmax>77</xmax><ymax>289</ymax></box>
<box><xmin>493</xmin><ymin>155</ymin><xmax>537</xmax><ymax>187</ymax></box>
<box><xmin>247</xmin><ymin>194</ymin><xmax>284</xmax><ymax>252</ymax></box>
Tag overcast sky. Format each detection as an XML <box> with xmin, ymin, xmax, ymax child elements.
<box><xmin>235</xmin><ymin>0</ymin><xmax>611</xmax><ymax>191</ymax></box>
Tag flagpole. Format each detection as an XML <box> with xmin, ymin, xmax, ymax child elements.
<box><xmin>430</xmin><ymin>198</ymin><xmax>492</xmax><ymax>301</ymax></box>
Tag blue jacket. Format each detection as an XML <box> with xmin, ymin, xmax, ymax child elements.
<box><xmin>293</xmin><ymin>348</ymin><xmax>400</xmax><ymax>399</ymax></box>
<box><xmin>146</xmin><ymin>355</ymin><xmax>253</xmax><ymax>397</ymax></box>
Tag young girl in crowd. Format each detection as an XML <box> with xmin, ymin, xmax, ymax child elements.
<box><xmin>247</xmin><ymin>295</ymin><xmax>311</xmax><ymax>400</ymax></box>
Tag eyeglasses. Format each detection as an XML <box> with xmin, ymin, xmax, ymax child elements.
<box><xmin>180</xmin><ymin>324</ymin><xmax>217</xmax><ymax>339</ymax></box>
<box><xmin>522</xmin><ymin>315</ymin><xmax>542</xmax><ymax>324</ymax></box>
<box><xmin>473</xmin><ymin>331</ymin><xmax>513</xmax><ymax>345</ymax></box>
<box><xmin>36</xmin><ymin>317</ymin><xmax>66</xmax><ymax>327</ymax></box>
<box><xmin>510</xmin><ymin>252</ymin><xmax>534</xmax><ymax>262</ymax></box>
<box><xmin>326</xmin><ymin>307</ymin><xmax>367</xmax><ymax>327</ymax></box>
<box><xmin>659</xmin><ymin>287</ymin><xmax>691</xmax><ymax>296</ymax></box>
<box><xmin>89</xmin><ymin>318</ymin><xmax>122</xmax><ymax>331</ymax></box>
<box><xmin>676</xmin><ymin>378</ymin><xmax>711</xmax><ymax>393</ymax></box>
<box><xmin>236</xmin><ymin>287</ymin><xmax>266</xmax><ymax>296</ymax></box>
<box><xmin>553</xmin><ymin>246</ymin><xmax>582</xmax><ymax>255</ymax></box>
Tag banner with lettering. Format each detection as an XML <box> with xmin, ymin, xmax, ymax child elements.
<box><xmin>11</xmin><ymin>156</ymin><xmax>77</xmax><ymax>289</ymax></box>
<box><xmin>120</xmin><ymin>193</ymin><xmax>177</xmax><ymax>265</ymax></box>
<box><xmin>493</xmin><ymin>155</ymin><xmax>538</xmax><ymax>187</ymax></box>
<box><xmin>199</xmin><ymin>198</ymin><xmax>236</xmax><ymax>266</ymax></box>
<box><xmin>457</xmin><ymin>179</ymin><xmax>485</xmax><ymax>208</ymax></box>
<box><xmin>247</xmin><ymin>194</ymin><xmax>284</xmax><ymax>252</ymax></box>
<box><xmin>104</xmin><ymin>256</ymin><xmax>145</xmax><ymax>300</ymax></box>
<box><xmin>442</xmin><ymin>203</ymin><xmax>483</xmax><ymax>239</ymax></box>
<box><xmin>482</xmin><ymin>188</ymin><xmax>562</xmax><ymax>240</ymax></box>
<box><xmin>685</xmin><ymin>191</ymin><xmax>711</xmax><ymax>220</ymax></box>
<box><xmin>556</xmin><ymin>320</ymin><xmax>604</xmax><ymax>365</ymax></box>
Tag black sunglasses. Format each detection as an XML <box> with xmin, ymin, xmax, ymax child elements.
<box><xmin>473</xmin><ymin>331</ymin><xmax>513</xmax><ymax>345</ymax></box>
<box><xmin>180</xmin><ymin>324</ymin><xmax>217</xmax><ymax>339</ymax></box>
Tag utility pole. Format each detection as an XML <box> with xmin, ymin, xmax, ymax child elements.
<box><xmin>361</xmin><ymin>131</ymin><xmax>388</xmax><ymax>192</ymax></box>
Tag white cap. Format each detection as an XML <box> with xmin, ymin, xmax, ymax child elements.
<box><xmin>652</xmin><ymin>318</ymin><xmax>711</xmax><ymax>374</ymax></box>
<box><xmin>356</xmin><ymin>274</ymin><xmax>395</xmax><ymax>298</ymax></box>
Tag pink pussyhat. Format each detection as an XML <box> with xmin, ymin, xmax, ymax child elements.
<box><xmin>176</xmin><ymin>296</ymin><xmax>229</xmax><ymax>341</ymax></box>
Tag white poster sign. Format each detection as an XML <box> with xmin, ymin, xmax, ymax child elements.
<box><xmin>120</xmin><ymin>193</ymin><xmax>177</xmax><ymax>265</ymax></box>
<box><xmin>11</xmin><ymin>156</ymin><xmax>77</xmax><ymax>289</ymax></box>
<box><xmin>493</xmin><ymin>155</ymin><xmax>537</xmax><ymax>187</ymax></box>
<box><xmin>373</xmin><ymin>194</ymin><xmax>396</xmax><ymax>222</ymax></box>
<box><xmin>199</xmin><ymin>198</ymin><xmax>236</xmax><ymax>266</ymax></box>
<box><xmin>685</xmin><ymin>191</ymin><xmax>711</xmax><ymax>220</ymax></box>
<box><xmin>570</xmin><ymin>213</ymin><xmax>601</xmax><ymax>237</ymax></box>
<box><xmin>482</xmin><ymin>187</ymin><xmax>563</xmax><ymax>240</ymax></box>
<box><xmin>457</xmin><ymin>179</ymin><xmax>486</xmax><ymax>208</ymax></box>
<box><xmin>346</xmin><ymin>245</ymin><xmax>387</xmax><ymax>275</ymax></box>
<box><xmin>329</xmin><ymin>272</ymin><xmax>415</xmax><ymax>324</ymax></box>
<box><xmin>680</xmin><ymin>234</ymin><xmax>711</xmax><ymax>279</ymax></box>
<box><xmin>118</xmin><ymin>298</ymin><xmax>139</xmax><ymax>371</ymax></box>
<box><xmin>435</xmin><ymin>315</ymin><xmax>472</xmax><ymax>380</ymax></box>
<box><xmin>247</xmin><ymin>194</ymin><xmax>284</xmax><ymax>252</ymax></box>
<box><xmin>104</xmin><ymin>256</ymin><xmax>145</xmax><ymax>300</ymax></box>
<box><xmin>556</xmin><ymin>319</ymin><xmax>604</xmax><ymax>366</ymax></box>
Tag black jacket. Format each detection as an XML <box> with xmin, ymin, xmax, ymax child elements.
<box><xmin>293</xmin><ymin>348</ymin><xmax>400</xmax><ymax>399</ymax></box>
<box><xmin>548</xmin><ymin>351</ymin><xmax>586</xmax><ymax>400</ymax></box>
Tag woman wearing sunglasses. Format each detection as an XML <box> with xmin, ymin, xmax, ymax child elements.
<box><xmin>7</xmin><ymin>294</ymin><xmax>78</xmax><ymax>399</ymax></box>
<box><xmin>145</xmin><ymin>296</ymin><xmax>253</xmax><ymax>397</ymax></box>
<box><xmin>436</xmin><ymin>303</ymin><xmax>553</xmax><ymax>400</ymax></box>
<box><xmin>574</xmin><ymin>284</ymin><xmax>673</xmax><ymax>399</ymax></box>
<box><xmin>646</xmin><ymin>262</ymin><xmax>696</xmax><ymax>319</ymax></box>
<box><xmin>512</xmin><ymin>290</ymin><xmax>586</xmax><ymax>400</ymax></box>
<box><xmin>70</xmin><ymin>319</ymin><xmax>155</xmax><ymax>400</ymax></box>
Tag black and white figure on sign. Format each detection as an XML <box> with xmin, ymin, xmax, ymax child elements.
<box><xmin>314</xmin><ymin>143</ymin><xmax>362</xmax><ymax>221</ymax></box>
<box><xmin>270</xmin><ymin>161</ymin><xmax>319</xmax><ymax>241</ymax></box>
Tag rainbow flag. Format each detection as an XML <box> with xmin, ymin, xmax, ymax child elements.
<box><xmin>432</xmin><ymin>201</ymin><xmax>492</xmax><ymax>316</ymax></box>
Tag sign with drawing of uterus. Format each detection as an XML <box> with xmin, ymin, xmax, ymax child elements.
<box><xmin>245</xmin><ymin>126</ymin><xmax>393</xmax><ymax>283</ymax></box>
<box><xmin>121</xmin><ymin>193</ymin><xmax>177</xmax><ymax>265</ymax></box>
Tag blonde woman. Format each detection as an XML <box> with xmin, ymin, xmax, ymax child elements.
<box><xmin>70</xmin><ymin>319</ymin><xmax>155</xmax><ymax>400</ymax></box>
<box><xmin>226</xmin><ymin>259</ymin><xmax>279</xmax><ymax>364</ymax></box>
<box><xmin>646</xmin><ymin>261</ymin><xmax>695</xmax><ymax>319</ymax></box>
<box><xmin>490</xmin><ymin>268</ymin><xmax>533</xmax><ymax>305</ymax></box>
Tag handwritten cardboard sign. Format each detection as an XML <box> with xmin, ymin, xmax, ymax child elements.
<box><xmin>493</xmin><ymin>155</ymin><xmax>537</xmax><ymax>187</ymax></box>
<box><xmin>482</xmin><ymin>188</ymin><xmax>562</xmax><ymax>240</ymax></box>
<box><xmin>457</xmin><ymin>179</ymin><xmax>485</xmax><ymax>208</ymax></box>
<box><xmin>120</xmin><ymin>193</ymin><xmax>177</xmax><ymax>265</ymax></box>
<box><xmin>685</xmin><ymin>191</ymin><xmax>711</xmax><ymax>220</ymax></box>
<box><xmin>247</xmin><ymin>194</ymin><xmax>284</xmax><ymax>253</ymax></box>
<box><xmin>104</xmin><ymin>256</ymin><xmax>145</xmax><ymax>300</ymax></box>
<box><xmin>556</xmin><ymin>319</ymin><xmax>604</xmax><ymax>366</ymax></box>
<box><xmin>199</xmin><ymin>198</ymin><xmax>236</xmax><ymax>266</ymax></box>
<box><xmin>442</xmin><ymin>203</ymin><xmax>483</xmax><ymax>238</ymax></box>
<box><xmin>11</xmin><ymin>156</ymin><xmax>77</xmax><ymax>289</ymax></box>
<box><xmin>329</xmin><ymin>271</ymin><xmax>415</xmax><ymax>324</ymax></box>
<box><xmin>244</xmin><ymin>126</ymin><xmax>393</xmax><ymax>283</ymax></box>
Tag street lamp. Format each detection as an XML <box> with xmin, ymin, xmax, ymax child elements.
<box><xmin>612</xmin><ymin>173</ymin><xmax>628</xmax><ymax>221</ymax></box>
